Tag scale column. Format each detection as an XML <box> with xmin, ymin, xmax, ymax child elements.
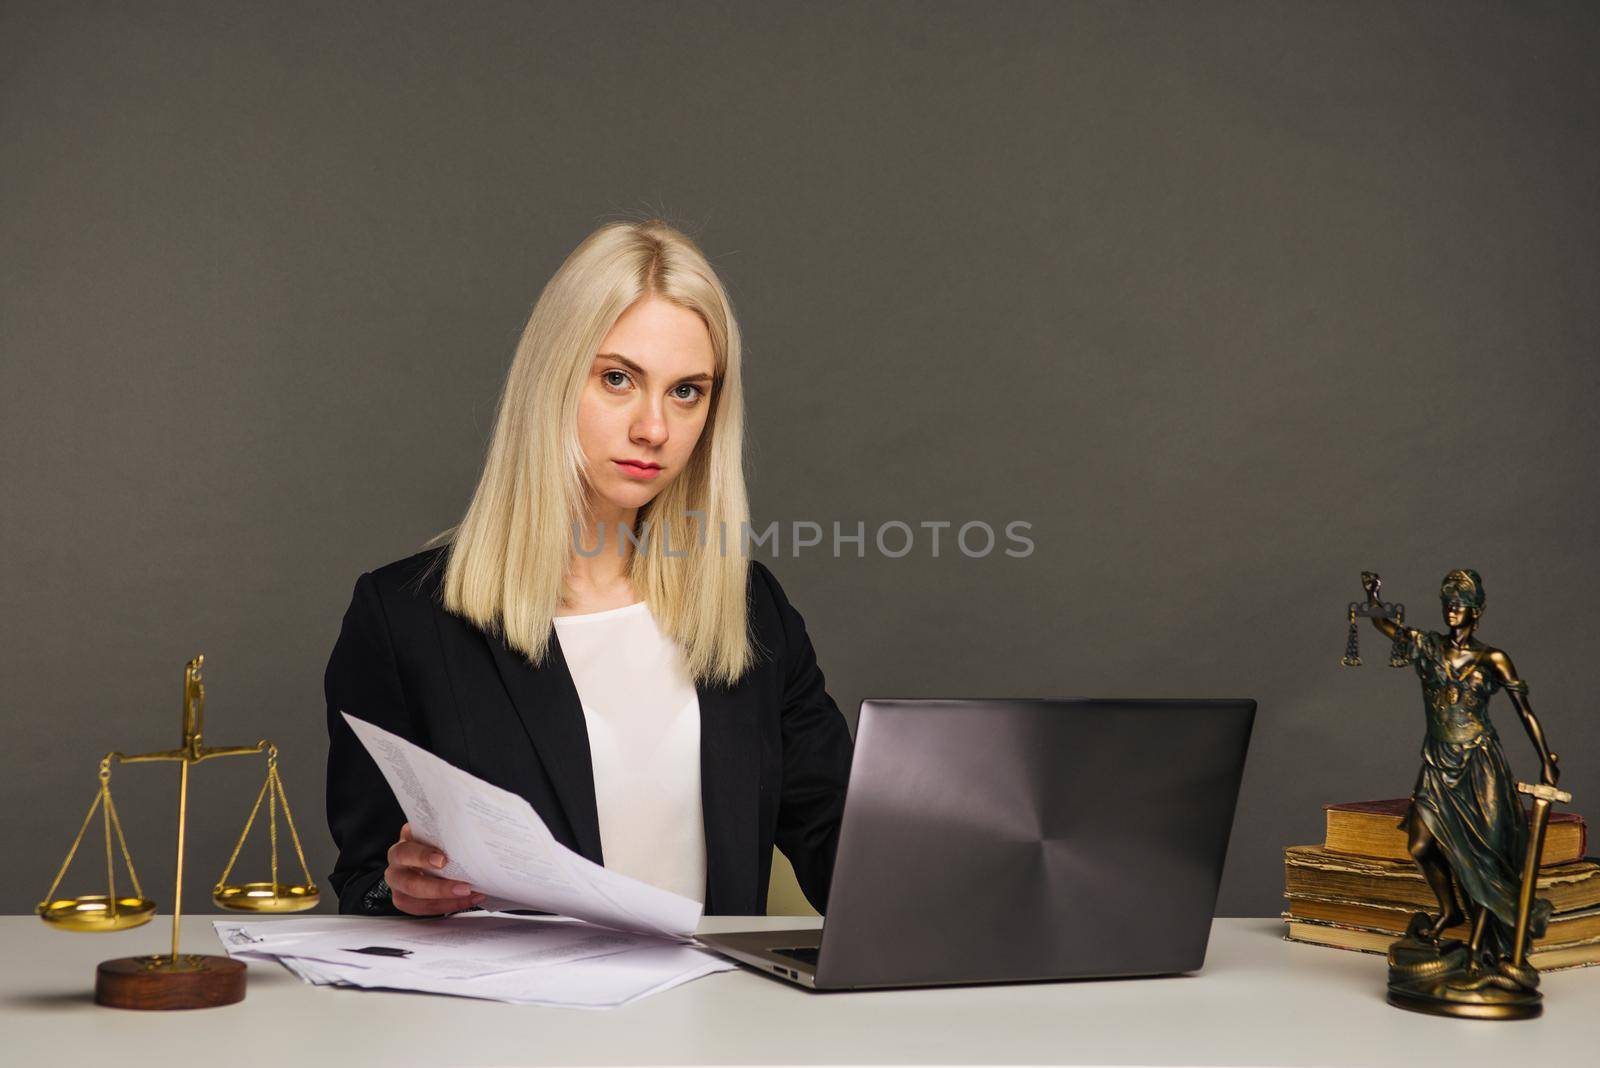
<box><xmin>170</xmin><ymin>757</ymin><xmax>189</xmax><ymax>961</ymax></box>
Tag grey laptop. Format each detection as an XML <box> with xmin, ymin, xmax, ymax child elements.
<box><xmin>697</xmin><ymin>697</ymin><xmax>1256</xmax><ymax>991</ymax></box>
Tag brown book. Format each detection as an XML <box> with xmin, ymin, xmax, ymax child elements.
<box><xmin>1283</xmin><ymin>918</ymin><xmax>1600</xmax><ymax>971</ymax></box>
<box><xmin>1283</xmin><ymin>895</ymin><xmax>1600</xmax><ymax>947</ymax></box>
<box><xmin>1284</xmin><ymin>845</ymin><xmax>1600</xmax><ymax>915</ymax></box>
<box><xmin>1324</xmin><ymin>799</ymin><xmax>1586</xmax><ymax>865</ymax></box>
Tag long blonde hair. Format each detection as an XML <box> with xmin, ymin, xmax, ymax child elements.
<box><xmin>437</xmin><ymin>220</ymin><xmax>753</xmax><ymax>686</ymax></box>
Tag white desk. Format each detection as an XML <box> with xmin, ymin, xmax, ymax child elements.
<box><xmin>3</xmin><ymin>915</ymin><xmax>1595</xmax><ymax>1066</ymax></box>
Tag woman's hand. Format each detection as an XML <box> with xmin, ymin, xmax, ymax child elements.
<box><xmin>384</xmin><ymin>822</ymin><xmax>486</xmax><ymax>915</ymax></box>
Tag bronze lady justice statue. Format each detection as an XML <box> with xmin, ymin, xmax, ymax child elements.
<box><xmin>1361</xmin><ymin>569</ymin><xmax>1565</xmax><ymax>1017</ymax></box>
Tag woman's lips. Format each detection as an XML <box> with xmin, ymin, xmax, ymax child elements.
<box><xmin>614</xmin><ymin>460</ymin><xmax>661</xmax><ymax>480</ymax></box>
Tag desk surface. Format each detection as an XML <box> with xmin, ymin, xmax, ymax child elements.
<box><xmin>3</xmin><ymin>915</ymin><xmax>1597</xmax><ymax>1066</ymax></box>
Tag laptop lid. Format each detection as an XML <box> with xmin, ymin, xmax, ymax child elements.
<box><xmin>811</xmin><ymin>698</ymin><xmax>1255</xmax><ymax>989</ymax></box>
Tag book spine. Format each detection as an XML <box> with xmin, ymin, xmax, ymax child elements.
<box><xmin>1285</xmin><ymin>916</ymin><xmax>1600</xmax><ymax>955</ymax></box>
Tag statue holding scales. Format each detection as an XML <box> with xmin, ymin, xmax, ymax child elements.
<box><xmin>1353</xmin><ymin>569</ymin><xmax>1570</xmax><ymax>1018</ymax></box>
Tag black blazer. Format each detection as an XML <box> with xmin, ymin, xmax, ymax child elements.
<box><xmin>323</xmin><ymin>546</ymin><xmax>853</xmax><ymax>916</ymax></box>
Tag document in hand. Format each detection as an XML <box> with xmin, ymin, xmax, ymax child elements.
<box><xmin>341</xmin><ymin>711</ymin><xmax>703</xmax><ymax>941</ymax></box>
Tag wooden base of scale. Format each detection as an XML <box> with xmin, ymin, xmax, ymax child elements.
<box><xmin>95</xmin><ymin>954</ymin><xmax>245</xmax><ymax>1010</ymax></box>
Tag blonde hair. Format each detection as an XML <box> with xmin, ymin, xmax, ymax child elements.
<box><xmin>436</xmin><ymin>220</ymin><xmax>753</xmax><ymax>685</ymax></box>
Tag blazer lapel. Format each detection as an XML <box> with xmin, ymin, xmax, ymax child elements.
<box><xmin>697</xmin><ymin>676</ymin><xmax>761</xmax><ymax>913</ymax></box>
<box><xmin>486</xmin><ymin>630</ymin><xmax>605</xmax><ymax>865</ymax></box>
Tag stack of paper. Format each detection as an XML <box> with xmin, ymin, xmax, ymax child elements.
<box><xmin>214</xmin><ymin>913</ymin><xmax>733</xmax><ymax>1008</ymax></box>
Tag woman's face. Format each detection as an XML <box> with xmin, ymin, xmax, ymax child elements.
<box><xmin>576</xmin><ymin>295</ymin><xmax>717</xmax><ymax>518</ymax></box>
<box><xmin>1442</xmin><ymin>600</ymin><xmax>1475</xmax><ymax>629</ymax></box>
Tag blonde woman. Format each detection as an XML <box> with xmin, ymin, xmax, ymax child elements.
<box><xmin>323</xmin><ymin>220</ymin><xmax>853</xmax><ymax>917</ymax></box>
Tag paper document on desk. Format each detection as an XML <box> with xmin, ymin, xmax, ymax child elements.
<box><xmin>213</xmin><ymin>915</ymin><xmax>735</xmax><ymax>1008</ymax></box>
<box><xmin>341</xmin><ymin>711</ymin><xmax>702</xmax><ymax>940</ymax></box>
<box><xmin>264</xmin><ymin>916</ymin><xmax>653</xmax><ymax>979</ymax></box>
<box><xmin>322</xmin><ymin>939</ymin><xmax>731</xmax><ymax>1007</ymax></box>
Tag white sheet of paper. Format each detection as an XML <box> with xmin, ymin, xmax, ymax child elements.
<box><xmin>214</xmin><ymin>917</ymin><xmax>369</xmax><ymax>954</ymax></box>
<box><xmin>213</xmin><ymin>911</ymin><xmax>577</xmax><ymax>964</ymax></box>
<box><xmin>213</xmin><ymin>919</ymin><xmax>734</xmax><ymax>1006</ymax></box>
<box><xmin>341</xmin><ymin>711</ymin><xmax>703</xmax><ymax>941</ymax></box>
<box><xmin>326</xmin><ymin>942</ymin><xmax>735</xmax><ymax>1008</ymax></box>
<box><xmin>277</xmin><ymin>916</ymin><xmax>657</xmax><ymax>978</ymax></box>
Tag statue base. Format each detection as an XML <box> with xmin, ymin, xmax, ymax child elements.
<box><xmin>1385</xmin><ymin>914</ymin><xmax>1541</xmax><ymax>1021</ymax></box>
<box><xmin>1387</xmin><ymin>983</ymin><xmax>1541</xmax><ymax>1020</ymax></box>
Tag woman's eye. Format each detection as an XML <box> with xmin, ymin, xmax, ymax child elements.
<box><xmin>672</xmin><ymin>383</ymin><xmax>705</xmax><ymax>403</ymax></box>
<box><xmin>601</xmin><ymin>370</ymin><xmax>630</xmax><ymax>390</ymax></box>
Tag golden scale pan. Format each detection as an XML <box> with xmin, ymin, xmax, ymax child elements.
<box><xmin>35</xmin><ymin>656</ymin><xmax>318</xmax><ymax>1009</ymax></box>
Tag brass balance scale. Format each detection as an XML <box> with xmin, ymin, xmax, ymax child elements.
<box><xmin>36</xmin><ymin>655</ymin><xmax>318</xmax><ymax>1009</ymax></box>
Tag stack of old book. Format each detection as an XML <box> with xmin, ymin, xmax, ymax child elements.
<box><xmin>1283</xmin><ymin>799</ymin><xmax>1600</xmax><ymax>970</ymax></box>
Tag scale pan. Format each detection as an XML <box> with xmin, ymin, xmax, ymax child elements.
<box><xmin>213</xmin><ymin>881</ymin><xmax>320</xmax><ymax>912</ymax></box>
<box><xmin>37</xmin><ymin>895</ymin><xmax>157</xmax><ymax>932</ymax></box>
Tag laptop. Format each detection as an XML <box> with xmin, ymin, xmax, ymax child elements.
<box><xmin>696</xmin><ymin>697</ymin><xmax>1255</xmax><ymax>990</ymax></box>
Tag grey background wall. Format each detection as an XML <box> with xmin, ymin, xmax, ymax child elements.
<box><xmin>3</xmin><ymin>1</ymin><xmax>1597</xmax><ymax>917</ymax></box>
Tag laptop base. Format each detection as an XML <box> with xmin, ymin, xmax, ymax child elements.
<box><xmin>695</xmin><ymin>929</ymin><xmax>821</xmax><ymax>989</ymax></box>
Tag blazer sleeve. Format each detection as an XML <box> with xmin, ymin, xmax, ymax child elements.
<box><xmin>755</xmin><ymin>563</ymin><xmax>854</xmax><ymax>913</ymax></box>
<box><xmin>323</xmin><ymin>571</ymin><xmax>415</xmax><ymax>915</ymax></box>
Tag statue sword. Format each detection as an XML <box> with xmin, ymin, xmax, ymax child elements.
<box><xmin>1510</xmin><ymin>779</ymin><xmax>1574</xmax><ymax>969</ymax></box>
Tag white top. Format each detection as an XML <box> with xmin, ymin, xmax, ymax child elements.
<box><xmin>552</xmin><ymin>600</ymin><xmax>706</xmax><ymax>903</ymax></box>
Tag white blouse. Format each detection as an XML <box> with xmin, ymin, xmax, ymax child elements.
<box><xmin>551</xmin><ymin>600</ymin><xmax>706</xmax><ymax>903</ymax></box>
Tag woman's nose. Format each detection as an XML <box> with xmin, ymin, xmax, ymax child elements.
<box><xmin>631</xmin><ymin>402</ymin><xmax>667</xmax><ymax>445</ymax></box>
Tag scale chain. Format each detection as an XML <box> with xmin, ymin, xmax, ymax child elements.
<box><xmin>213</xmin><ymin>746</ymin><xmax>315</xmax><ymax>895</ymax></box>
<box><xmin>271</xmin><ymin>764</ymin><xmax>316</xmax><ymax>886</ymax></box>
<box><xmin>103</xmin><ymin>784</ymin><xmax>143</xmax><ymax>900</ymax></box>
<box><xmin>103</xmin><ymin>772</ymin><xmax>115</xmax><ymax>910</ymax></box>
<box><xmin>40</xmin><ymin>782</ymin><xmax>105</xmax><ymax>908</ymax></box>
<box><xmin>38</xmin><ymin>756</ymin><xmax>145</xmax><ymax>911</ymax></box>
<box><xmin>215</xmin><ymin>767</ymin><xmax>273</xmax><ymax>891</ymax></box>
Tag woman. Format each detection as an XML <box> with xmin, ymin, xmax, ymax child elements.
<box><xmin>324</xmin><ymin>220</ymin><xmax>854</xmax><ymax>917</ymax></box>
<box><xmin>1362</xmin><ymin>569</ymin><xmax>1559</xmax><ymax>972</ymax></box>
